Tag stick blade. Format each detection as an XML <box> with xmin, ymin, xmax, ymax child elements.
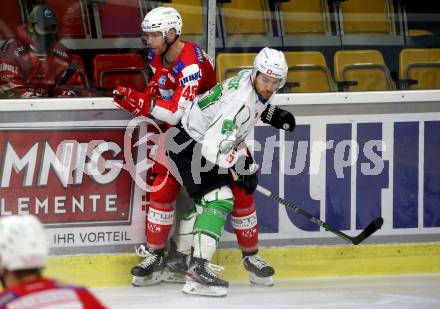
<box><xmin>352</xmin><ymin>217</ymin><xmax>384</xmax><ymax>245</ymax></box>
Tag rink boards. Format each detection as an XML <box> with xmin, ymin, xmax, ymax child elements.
<box><xmin>0</xmin><ymin>91</ymin><xmax>439</xmax><ymax>286</ymax></box>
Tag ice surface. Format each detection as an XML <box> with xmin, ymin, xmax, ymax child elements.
<box><xmin>93</xmin><ymin>274</ymin><xmax>440</xmax><ymax>309</ymax></box>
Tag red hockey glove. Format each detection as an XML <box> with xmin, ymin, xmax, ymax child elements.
<box><xmin>146</xmin><ymin>80</ymin><xmax>159</xmax><ymax>98</ymax></box>
<box><xmin>113</xmin><ymin>86</ymin><xmax>153</xmax><ymax>117</ymax></box>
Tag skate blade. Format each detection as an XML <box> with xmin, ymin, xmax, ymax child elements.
<box><xmin>131</xmin><ymin>272</ymin><xmax>162</xmax><ymax>287</ymax></box>
<box><xmin>161</xmin><ymin>269</ymin><xmax>186</xmax><ymax>283</ymax></box>
<box><xmin>182</xmin><ymin>280</ymin><xmax>227</xmax><ymax>297</ymax></box>
<box><xmin>249</xmin><ymin>273</ymin><xmax>274</xmax><ymax>287</ymax></box>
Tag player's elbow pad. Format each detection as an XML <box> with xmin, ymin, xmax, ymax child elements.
<box><xmin>167</xmin><ymin>116</ymin><xmax>181</xmax><ymax>126</ymax></box>
<box><xmin>150</xmin><ymin>106</ymin><xmax>183</xmax><ymax>125</ymax></box>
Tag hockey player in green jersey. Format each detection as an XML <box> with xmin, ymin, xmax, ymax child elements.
<box><xmin>115</xmin><ymin>47</ymin><xmax>295</xmax><ymax>296</ymax></box>
<box><xmin>165</xmin><ymin>47</ymin><xmax>295</xmax><ymax>296</ymax></box>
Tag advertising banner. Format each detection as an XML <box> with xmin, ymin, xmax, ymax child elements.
<box><xmin>1</xmin><ymin>95</ymin><xmax>439</xmax><ymax>254</ymax></box>
<box><xmin>222</xmin><ymin>112</ymin><xmax>440</xmax><ymax>246</ymax></box>
<box><xmin>0</xmin><ymin>105</ymin><xmax>152</xmax><ymax>254</ymax></box>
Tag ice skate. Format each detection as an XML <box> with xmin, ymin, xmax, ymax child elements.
<box><xmin>131</xmin><ymin>245</ymin><xmax>165</xmax><ymax>287</ymax></box>
<box><xmin>242</xmin><ymin>254</ymin><xmax>275</xmax><ymax>286</ymax></box>
<box><xmin>162</xmin><ymin>245</ymin><xmax>188</xmax><ymax>283</ymax></box>
<box><xmin>182</xmin><ymin>278</ymin><xmax>227</xmax><ymax>297</ymax></box>
<box><xmin>182</xmin><ymin>257</ymin><xmax>228</xmax><ymax>297</ymax></box>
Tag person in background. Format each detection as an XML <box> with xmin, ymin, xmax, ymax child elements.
<box><xmin>0</xmin><ymin>214</ymin><xmax>108</xmax><ymax>308</ymax></box>
<box><xmin>0</xmin><ymin>4</ymin><xmax>83</xmax><ymax>98</ymax></box>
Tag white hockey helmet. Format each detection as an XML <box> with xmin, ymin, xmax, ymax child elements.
<box><xmin>141</xmin><ymin>7</ymin><xmax>183</xmax><ymax>39</ymax></box>
<box><xmin>0</xmin><ymin>215</ymin><xmax>48</xmax><ymax>271</ymax></box>
<box><xmin>252</xmin><ymin>47</ymin><xmax>288</xmax><ymax>89</ymax></box>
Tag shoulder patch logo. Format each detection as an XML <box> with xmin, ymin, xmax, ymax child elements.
<box><xmin>172</xmin><ymin>60</ymin><xmax>185</xmax><ymax>77</ymax></box>
<box><xmin>14</xmin><ymin>46</ymin><xmax>24</xmax><ymax>57</ymax></box>
<box><xmin>158</xmin><ymin>75</ymin><xmax>167</xmax><ymax>88</ymax></box>
<box><xmin>193</xmin><ymin>45</ymin><xmax>204</xmax><ymax>64</ymax></box>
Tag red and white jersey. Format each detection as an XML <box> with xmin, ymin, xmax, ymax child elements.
<box><xmin>148</xmin><ymin>41</ymin><xmax>217</xmax><ymax>125</ymax></box>
<box><xmin>0</xmin><ymin>26</ymin><xmax>83</xmax><ymax>98</ymax></box>
<box><xmin>0</xmin><ymin>277</ymin><xmax>107</xmax><ymax>309</ymax></box>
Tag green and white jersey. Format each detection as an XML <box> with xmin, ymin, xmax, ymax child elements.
<box><xmin>181</xmin><ymin>69</ymin><xmax>272</xmax><ymax>168</ymax></box>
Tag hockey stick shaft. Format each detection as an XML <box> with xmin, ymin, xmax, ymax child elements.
<box><xmin>256</xmin><ymin>185</ymin><xmax>383</xmax><ymax>245</ymax></box>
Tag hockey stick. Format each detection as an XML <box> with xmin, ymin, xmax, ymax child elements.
<box><xmin>256</xmin><ymin>185</ymin><xmax>383</xmax><ymax>245</ymax></box>
<box><xmin>58</xmin><ymin>62</ymin><xmax>79</xmax><ymax>86</ymax></box>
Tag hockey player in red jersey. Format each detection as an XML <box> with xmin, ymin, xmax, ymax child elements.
<box><xmin>116</xmin><ymin>47</ymin><xmax>296</xmax><ymax>297</ymax></box>
<box><xmin>0</xmin><ymin>215</ymin><xmax>107</xmax><ymax>309</ymax></box>
<box><xmin>0</xmin><ymin>5</ymin><xmax>83</xmax><ymax>98</ymax></box>
<box><xmin>113</xmin><ymin>7</ymin><xmax>275</xmax><ymax>287</ymax></box>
